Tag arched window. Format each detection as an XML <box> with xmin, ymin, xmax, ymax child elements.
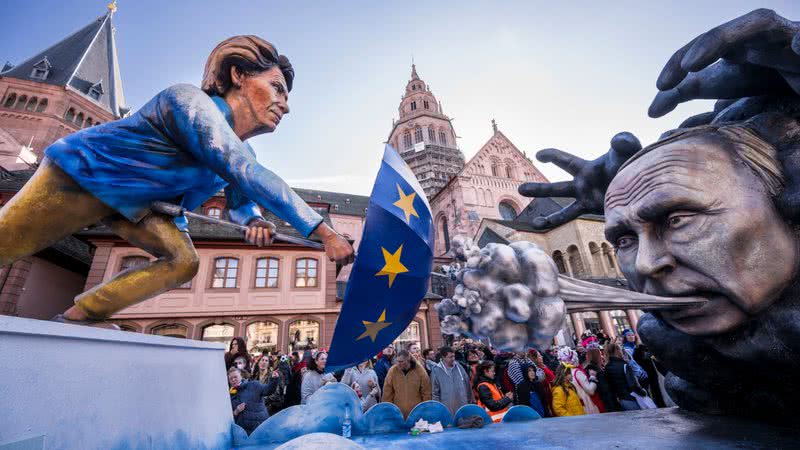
<box><xmin>206</xmin><ymin>207</ymin><xmax>221</xmax><ymax>219</ymax></box>
<box><xmin>610</xmin><ymin>310</ymin><xmax>632</xmax><ymax>336</ymax></box>
<box><xmin>498</xmin><ymin>201</ymin><xmax>517</xmax><ymax>220</ymax></box>
<box><xmin>246</xmin><ymin>321</ymin><xmax>279</xmax><ymax>354</ymax></box>
<box><xmin>119</xmin><ymin>255</ymin><xmax>149</xmax><ymax>273</ymax></box>
<box><xmin>428</xmin><ymin>128</ymin><xmax>436</xmax><ymax>143</ymax></box>
<box><xmin>423</xmin><ymin>100</ymin><xmax>430</xmax><ymax>109</ymax></box>
<box><xmin>393</xmin><ymin>321</ymin><xmax>420</xmax><ymax>351</ymax></box>
<box><xmin>151</xmin><ymin>323</ymin><xmax>188</xmax><ymax>338</ymax></box>
<box><xmin>601</xmin><ymin>243</ymin><xmax>616</xmax><ymax>269</ymax></box>
<box><xmin>411</xmin><ymin>101</ymin><xmax>417</xmax><ymax>111</ymax></box>
<box><xmin>119</xmin><ymin>324</ymin><xmax>138</xmax><ymax>333</ymax></box>
<box><xmin>202</xmin><ymin>323</ymin><xmax>235</xmax><ymax>347</ymax></box>
<box><xmin>288</xmin><ymin>320</ymin><xmax>319</xmax><ymax>355</ymax></box>
<box><xmin>212</xmin><ymin>257</ymin><xmax>239</xmax><ymax>288</ymax></box>
<box><xmin>506</xmin><ymin>165</ymin><xmax>514</xmax><ymax>179</ymax></box>
<box><xmin>439</xmin><ymin>130</ymin><xmax>447</xmax><ymax>145</ymax></box>
<box><xmin>552</xmin><ymin>251</ymin><xmax>567</xmax><ymax>274</ymax></box>
<box><xmin>403</xmin><ymin>132</ymin><xmax>412</xmax><ymax>149</ymax></box>
<box><xmin>567</xmin><ymin>245</ymin><xmax>587</xmax><ymax>278</ymax></box>
<box><xmin>84</xmin><ymin>117</ymin><xmax>92</xmax><ymax>127</ymax></box>
<box><xmin>491</xmin><ymin>164</ymin><xmax>498</xmax><ymax>177</ymax></box>
<box><xmin>294</xmin><ymin>258</ymin><xmax>318</xmax><ymax>287</ymax></box>
<box><xmin>75</xmin><ymin>112</ymin><xmax>84</xmax><ymax>127</ymax></box>
<box><xmin>64</xmin><ymin>108</ymin><xmax>75</xmax><ymax>122</ymax></box>
<box><xmin>15</xmin><ymin>95</ymin><xmax>27</xmax><ymax>110</ymax></box>
<box><xmin>589</xmin><ymin>242</ymin><xmax>604</xmax><ymax>277</ymax></box>
<box><xmin>440</xmin><ymin>216</ymin><xmax>450</xmax><ymax>252</ymax></box>
<box><xmin>25</xmin><ymin>96</ymin><xmax>37</xmax><ymax>111</ymax></box>
<box><xmin>255</xmin><ymin>257</ymin><xmax>279</xmax><ymax>288</ymax></box>
<box><xmin>35</xmin><ymin>98</ymin><xmax>47</xmax><ymax>113</ymax></box>
<box><xmin>414</xmin><ymin>126</ymin><xmax>423</xmax><ymax>143</ymax></box>
<box><xmin>3</xmin><ymin>93</ymin><xmax>16</xmax><ymax>108</ymax></box>
<box><xmin>581</xmin><ymin>312</ymin><xmax>601</xmax><ymax>334</ymax></box>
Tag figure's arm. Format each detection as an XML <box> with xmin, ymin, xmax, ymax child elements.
<box><xmin>477</xmin><ymin>384</ymin><xmax>511</xmax><ymax>411</ymax></box>
<box><xmin>421</xmin><ymin>369</ymin><xmax>432</xmax><ymax>401</ymax></box>
<box><xmin>158</xmin><ymin>85</ymin><xmax>322</xmax><ymax>237</ymax></box>
<box><xmin>224</xmin><ymin>183</ymin><xmax>264</xmax><ymax>227</ymax></box>
<box><xmin>382</xmin><ymin>370</ymin><xmax>395</xmax><ymax>404</ymax></box>
<box><xmin>431</xmin><ymin>371</ymin><xmax>441</xmax><ymax>402</ymax></box>
<box><xmin>574</xmin><ymin>369</ymin><xmax>598</xmax><ymax>395</ymax></box>
<box><xmin>551</xmin><ymin>387</ymin><xmax>568</xmax><ymax>417</ymax></box>
<box><xmin>300</xmin><ymin>374</ymin><xmax>314</xmax><ymax>404</ymax></box>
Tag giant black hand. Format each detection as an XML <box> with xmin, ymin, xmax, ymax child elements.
<box><xmin>517</xmin><ymin>132</ymin><xmax>641</xmax><ymax>229</ymax></box>
<box><xmin>649</xmin><ymin>8</ymin><xmax>800</xmax><ymax>118</ymax></box>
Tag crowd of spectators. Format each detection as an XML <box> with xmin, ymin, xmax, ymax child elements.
<box><xmin>224</xmin><ymin>329</ymin><xmax>668</xmax><ymax>434</ymax></box>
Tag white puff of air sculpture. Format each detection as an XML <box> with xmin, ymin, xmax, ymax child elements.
<box><xmin>436</xmin><ymin>236</ymin><xmax>565</xmax><ymax>351</ymax></box>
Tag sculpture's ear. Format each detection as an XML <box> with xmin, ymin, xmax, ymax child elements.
<box><xmin>747</xmin><ymin>112</ymin><xmax>800</xmax><ymax>222</ymax></box>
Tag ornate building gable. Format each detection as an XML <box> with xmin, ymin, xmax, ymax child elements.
<box><xmin>461</xmin><ymin>129</ymin><xmax>547</xmax><ymax>185</ymax></box>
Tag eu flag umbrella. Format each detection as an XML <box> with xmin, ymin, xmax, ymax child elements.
<box><xmin>326</xmin><ymin>145</ymin><xmax>434</xmax><ymax>373</ymax></box>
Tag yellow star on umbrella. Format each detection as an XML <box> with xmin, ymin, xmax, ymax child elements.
<box><xmin>375</xmin><ymin>244</ymin><xmax>409</xmax><ymax>288</ymax></box>
<box><xmin>393</xmin><ymin>184</ymin><xmax>419</xmax><ymax>224</ymax></box>
<box><xmin>356</xmin><ymin>309</ymin><xmax>392</xmax><ymax>342</ymax></box>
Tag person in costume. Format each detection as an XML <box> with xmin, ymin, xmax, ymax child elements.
<box><xmin>0</xmin><ymin>35</ymin><xmax>354</xmax><ymax>327</ymax></box>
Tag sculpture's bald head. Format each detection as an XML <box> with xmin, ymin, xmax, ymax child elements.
<box><xmin>604</xmin><ymin>130</ymin><xmax>798</xmax><ymax>335</ymax></box>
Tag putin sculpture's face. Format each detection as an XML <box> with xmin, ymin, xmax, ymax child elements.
<box><xmin>604</xmin><ymin>136</ymin><xmax>798</xmax><ymax>335</ymax></box>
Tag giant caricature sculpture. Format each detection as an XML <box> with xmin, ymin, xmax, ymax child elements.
<box><xmin>0</xmin><ymin>36</ymin><xmax>355</xmax><ymax>327</ymax></box>
<box><xmin>438</xmin><ymin>9</ymin><xmax>800</xmax><ymax>422</ymax></box>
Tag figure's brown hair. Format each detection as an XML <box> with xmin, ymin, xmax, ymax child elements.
<box><xmin>201</xmin><ymin>35</ymin><xmax>294</xmax><ymax>96</ymax></box>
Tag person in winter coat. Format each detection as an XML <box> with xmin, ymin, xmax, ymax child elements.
<box><xmin>229</xmin><ymin>367</ymin><xmax>279</xmax><ymax>435</ymax></box>
<box><xmin>374</xmin><ymin>345</ymin><xmax>395</xmax><ymax>390</ymax></box>
<box><xmin>341</xmin><ymin>360</ymin><xmax>381</xmax><ymax>401</ymax></box>
<box><xmin>431</xmin><ymin>346</ymin><xmax>474</xmax><ymax>415</ymax></box>
<box><xmin>621</xmin><ymin>329</ymin><xmax>648</xmax><ymax>384</ymax></box>
<box><xmin>530</xmin><ymin>349</ymin><xmax>555</xmax><ymax>417</ymax></box>
<box><xmin>604</xmin><ymin>343</ymin><xmax>645</xmax><ymax>411</ymax></box>
<box><xmin>514</xmin><ymin>365</ymin><xmax>546</xmax><ymax>417</ymax></box>
<box><xmin>382</xmin><ymin>350</ymin><xmax>432</xmax><ymax>418</ymax></box>
<box><xmin>572</xmin><ymin>348</ymin><xmax>606</xmax><ymax>414</ymax></box>
<box><xmin>551</xmin><ymin>364</ymin><xmax>586</xmax><ymax>417</ymax></box>
<box><xmin>474</xmin><ymin>360</ymin><xmax>513</xmax><ymax>422</ymax></box>
<box><xmin>300</xmin><ymin>351</ymin><xmax>336</xmax><ymax>404</ymax></box>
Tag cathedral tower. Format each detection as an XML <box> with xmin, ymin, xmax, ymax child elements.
<box><xmin>387</xmin><ymin>65</ymin><xmax>465</xmax><ymax>199</ymax></box>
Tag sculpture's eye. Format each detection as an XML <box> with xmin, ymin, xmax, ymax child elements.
<box><xmin>616</xmin><ymin>236</ymin><xmax>637</xmax><ymax>249</ymax></box>
<box><xmin>667</xmin><ymin>212</ymin><xmax>695</xmax><ymax>229</ymax></box>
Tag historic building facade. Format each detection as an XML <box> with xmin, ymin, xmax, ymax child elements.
<box><xmin>387</xmin><ymin>65</ymin><xmax>465</xmax><ymax>199</ymax></box>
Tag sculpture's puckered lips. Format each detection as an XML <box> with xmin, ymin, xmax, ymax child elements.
<box><xmin>604</xmin><ymin>136</ymin><xmax>798</xmax><ymax>336</ymax></box>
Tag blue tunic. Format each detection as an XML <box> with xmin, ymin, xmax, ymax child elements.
<box><xmin>45</xmin><ymin>84</ymin><xmax>323</xmax><ymax>236</ymax></box>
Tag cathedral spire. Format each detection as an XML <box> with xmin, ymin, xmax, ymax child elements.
<box><xmin>1</xmin><ymin>4</ymin><xmax>126</xmax><ymax>117</ymax></box>
<box><xmin>411</xmin><ymin>63</ymin><xmax>420</xmax><ymax>81</ymax></box>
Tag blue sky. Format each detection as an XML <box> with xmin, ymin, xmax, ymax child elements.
<box><xmin>4</xmin><ymin>1</ymin><xmax>800</xmax><ymax>195</ymax></box>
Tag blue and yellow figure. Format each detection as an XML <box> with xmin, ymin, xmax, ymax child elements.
<box><xmin>0</xmin><ymin>36</ymin><xmax>355</xmax><ymax>327</ymax></box>
<box><xmin>326</xmin><ymin>145</ymin><xmax>434</xmax><ymax>372</ymax></box>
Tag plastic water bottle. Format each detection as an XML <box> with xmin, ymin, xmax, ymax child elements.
<box><xmin>342</xmin><ymin>408</ymin><xmax>351</xmax><ymax>439</ymax></box>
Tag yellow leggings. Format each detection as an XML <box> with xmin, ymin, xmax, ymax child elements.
<box><xmin>0</xmin><ymin>158</ymin><xmax>199</xmax><ymax>319</ymax></box>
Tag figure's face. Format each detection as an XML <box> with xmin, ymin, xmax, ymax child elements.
<box><xmin>624</xmin><ymin>334</ymin><xmax>636</xmax><ymax>343</ymax></box>
<box><xmin>258</xmin><ymin>357</ymin><xmax>268</xmax><ymax>370</ymax></box>
<box><xmin>230</xmin><ymin>340</ymin><xmax>239</xmax><ymax>352</ymax></box>
<box><xmin>316</xmin><ymin>353</ymin><xmax>327</xmax><ymax>370</ymax></box>
<box><xmin>605</xmin><ymin>137</ymin><xmax>798</xmax><ymax>335</ymax></box>
<box><xmin>467</xmin><ymin>351</ymin><xmax>479</xmax><ymax>363</ymax></box>
<box><xmin>234</xmin><ymin>357</ymin><xmax>247</xmax><ymax>370</ymax></box>
<box><xmin>228</xmin><ymin>370</ymin><xmax>242</xmax><ymax>387</ymax></box>
<box><xmin>396</xmin><ymin>355</ymin><xmax>411</xmax><ymax>371</ymax></box>
<box><xmin>237</xmin><ymin>66</ymin><xmax>290</xmax><ymax>134</ymax></box>
<box><xmin>409</xmin><ymin>344</ymin><xmax>421</xmax><ymax>359</ymax></box>
<box><xmin>484</xmin><ymin>366</ymin><xmax>496</xmax><ymax>379</ymax></box>
<box><xmin>442</xmin><ymin>352</ymin><xmax>456</xmax><ymax>367</ymax></box>
<box><xmin>384</xmin><ymin>346</ymin><xmax>395</xmax><ymax>357</ymax></box>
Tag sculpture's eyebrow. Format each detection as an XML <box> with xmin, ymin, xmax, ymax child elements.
<box><xmin>636</xmin><ymin>197</ymin><xmax>707</xmax><ymax>222</ymax></box>
<box><xmin>604</xmin><ymin>219</ymin><xmax>630</xmax><ymax>243</ymax></box>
